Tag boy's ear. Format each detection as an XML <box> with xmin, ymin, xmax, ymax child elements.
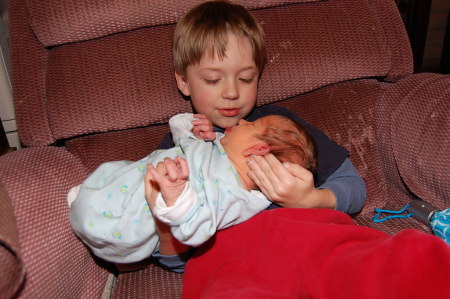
<box><xmin>242</xmin><ymin>143</ymin><xmax>270</xmax><ymax>157</ymax></box>
<box><xmin>175</xmin><ymin>71</ymin><xmax>190</xmax><ymax>96</ymax></box>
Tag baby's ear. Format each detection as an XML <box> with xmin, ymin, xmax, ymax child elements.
<box><xmin>243</xmin><ymin>143</ymin><xmax>270</xmax><ymax>157</ymax></box>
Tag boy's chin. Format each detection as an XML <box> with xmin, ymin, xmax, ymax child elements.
<box><xmin>215</xmin><ymin>120</ymin><xmax>238</xmax><ymax>129</ymax></box>
<box><xmin>212</xmin><ymin>115</ymin><xmax>241</xmax><ymax>129</ymax></box>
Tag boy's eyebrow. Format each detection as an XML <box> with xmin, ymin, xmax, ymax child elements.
<box><xmin>200</xmin><ymin>66</ymin><xmax>258</xmax><ymax>73</ymax></box>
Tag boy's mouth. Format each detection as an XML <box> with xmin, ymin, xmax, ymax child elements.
<box><xmin>219</xmin><ymin>108</ymin><xmax>240</xmax><ymax>117</ymax></box>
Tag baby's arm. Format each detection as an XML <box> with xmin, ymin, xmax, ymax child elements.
<box><xmin>169</xmin><ymin>113</ymin><xmax>215</xmax><ymax>145</ymax></box>
<box><xmin>144</xmin><ymin>159</ymin><xmax>191</xmax><ymax>258</ymax></box>
<box><xmin>169</xmin><ymin>113</ymin><xmax>195</xmax><ymax>145</ymax></box>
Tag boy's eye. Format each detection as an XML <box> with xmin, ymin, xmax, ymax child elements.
<box><xmin>239</xmin><ymin>78</ymin><xmax>254</xmax><ymax>84</ymax></box>
<box><xmin>205</xmin><ymin>79</ymin><xmax>220</xmax><ymax>85</ymax></box>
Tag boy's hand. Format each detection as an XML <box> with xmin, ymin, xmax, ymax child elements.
<box><xmin>192</xmin><ymin>114</ymin><xmax>215</xmax><ymax>141</ymax></box>
<box><xmin>246</xmin><ymin>154</ymin><xmax>336</xmax><ymax>209</ymax></box>
<box><xmin>147</xmin><ymin>157</ymin><xmax>189</xmax><ymax>207</ymax></box>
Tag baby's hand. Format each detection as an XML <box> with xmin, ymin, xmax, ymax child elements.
<box><xmin>147</xmin><ymin>157</ymin><xmax>189</xmax><ymax>207</ymax></box>
<box><xmin>192</xmin><ymin>114</ymin><xmax>215</xmax><ymax>141</ymax></box>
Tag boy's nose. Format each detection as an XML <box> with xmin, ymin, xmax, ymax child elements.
<box><xmin>222</xmin><ymin>80</ymin><xmax>239</xmax><ymax>100</ymax></box>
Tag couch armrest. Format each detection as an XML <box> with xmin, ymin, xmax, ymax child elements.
<box><xmin>376</xmin><ymin>73</ymin><xmax>450</xmax><ymax>210</ymax></box>
<box><xmin>0</xmin><ymin>182</ymin><xmax>25</xmax><ymax>298</ymax></box>
<box><xmin>0</xmin><ymin>147</ymin><xmax>110</xmax><ymax>297</ymax></box>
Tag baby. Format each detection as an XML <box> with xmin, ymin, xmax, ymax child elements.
<box><xmin>68</xmin><ymin>113</ymin><xmax>317</xmax><ymax>264</ymax></box>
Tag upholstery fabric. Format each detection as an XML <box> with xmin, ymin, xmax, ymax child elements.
<box><xmin>29</xmin><ymin>0</ymin><xmax>322</xmax><ymax>46</ymax></box>
<box><xmin>0</xmin><ymin>182</ymin><xmax>25</xmax><ymax>298</ymax></box>
<box><xmin>391</xmin><ymin>75</ymin><xmax>450</xmax><ymax>209</ymax></box>
<box><xmin>9</xmin><ymin>0</ymin><xmax>52</xmax><ymax>147</ymax></box>
<box><xmin>355</xmin><ymin>73</ymin><xmax>450</xmax><ymax>235</ymax></box>
<box><xmin>112</xmin><ymin>264</ymin><xmax>183</xmax><ymax>299</ymax></box>
<box><xmin>46</xmin><ymin>25</ymin><xmax>189</xmax><ymax>140</ymax></box>
<box><xmin>256</xmin><ymin>0</ymin><xmax>391</xmax><ymax>105</ymax></box>
<box><xmin>369</xmin><ymin>0</ymin><xmax>414</xmax><ymax>81</ymax></box>
<box><xmin>377</xmin><ymin>73</ymin><xmax>450</xmax><ymax>211</ymax></box>
<box><xmin>0</xmin><ymin>148</ymin><xmax>110</xmax><ymax>297</ymax></box>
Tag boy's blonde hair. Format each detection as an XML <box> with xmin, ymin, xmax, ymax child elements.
<box><xmin>173</xmin><ymin>0</ymin><xmax>266</xmax><ymax>77</ymax></box>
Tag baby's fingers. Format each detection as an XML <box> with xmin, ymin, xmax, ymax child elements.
<box><xmin>175</xmin><ymin>156</ymin><xmax>190</xmax><ymax>179</ymax></box>
<box><xmin>193</xmin><ymin>114</ymin><xmax>210</xmax><ymax>121</ymax></box>
<box><xmin>162</xmin><ymin>158</ymin><xmax>180</xmax><ymax>182</ymax></box>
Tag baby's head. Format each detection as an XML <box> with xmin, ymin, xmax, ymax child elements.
<box><xmin>221</xmin><ymin>115</ymin><xmax>318</xmax><ymax>173</ymax></box>
<box><xmin>173</xmin><ymin>0</ymin><xmax>266</xmax><ymax>78</ymax></box>
<box><xmin>173</xmin><ymin>1</ymin><xmax>266</xmax><ymax>129</ymax></box>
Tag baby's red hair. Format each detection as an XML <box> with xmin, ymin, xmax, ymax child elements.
<box><xmin>255</xmin><ymin>116</ymin><xmax>317</xmax><ymax>173</ymax></box>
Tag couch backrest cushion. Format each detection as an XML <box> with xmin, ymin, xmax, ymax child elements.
<box><xmin>11</xmin><ymin>0</ymin><xmax>411</xmax><ymax>146</ymax></box>
<box><xmin>28</xmin><ymin>0</ymin><xmax>322</xmax><ymax>47</ymax></box>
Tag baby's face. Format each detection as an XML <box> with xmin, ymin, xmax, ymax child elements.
<box><xmin>220</xmin><ymin>116</ymin><xmax>271</xmax><ymax>150</ymax></box>
<box><xmin>176</xmin><ymin>33</ymin><xmax>259</xmax><ymax>129</ymax></box>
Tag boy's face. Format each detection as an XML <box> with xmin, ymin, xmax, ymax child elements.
<box><xmin>175</xmin><ymin>34</ymin><xmax>259</xmax><ymax>129</ymax></box>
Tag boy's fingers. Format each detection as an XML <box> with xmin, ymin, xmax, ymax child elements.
<box><xmin>155</xmin><ymin>161</ymin><xmax>168</xmax><ymax>176</ymax></box>
<box><xmin>261</xmin><ymin>154</ymin><xmax>309</xmax><ymax>183</ymax></box>
<box><xmin>281</xmin><ymin>161</ymin><xmax>310</xmax><ymax>182</ymax></box>
<box><xmin>249</xmin><ymin>155</ymin><xmax>281</xmax><ymax>186</ymax></box>
<box><xmin>247</xmin><ymin>169</ymin><xmax>269</xmax><ymax>195</ymax></box>
<box><xmin>247</xmin><ymin>156</ymin><xmax>276</xmax><ymax>196</ymax></box>
<box><xmin>149</xmin><ymin>164</ymin><xmax>164</xmax><ymax>186</ymax></box>
<box><xmin>146</xmin><ymin>164</ymin><xmax>160</xmax><ymax>194</ymax></box>
<box><xmin>145</xmin><ymin>163</ymin><xmax>154</xmax><ymax>181</ymax></box>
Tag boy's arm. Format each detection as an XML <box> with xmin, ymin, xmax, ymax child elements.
<box><xmin>317</xmin><ymin>158</ymin><xmax>366</xmax><ymax>214</ymax></box>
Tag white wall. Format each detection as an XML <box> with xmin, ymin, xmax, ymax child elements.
<box><xmin>0</xmin><ymin>1</ymin><xmax>20</xmax><ymax>149</ymax></box>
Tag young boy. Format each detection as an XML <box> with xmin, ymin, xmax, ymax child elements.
<box><xmin>68</xmin><ymin>113</ymin><xmax>317</xmax><ymax>264</ymax></box>
<box><xmin>151</xmin><ymin>0</ymin><xmax>366</xmax><ymax>271</ymax></box>
<box><xmin>161</xmin><ymin>0</ymin><xmax>365</xmax><ymax>213</ymax></box>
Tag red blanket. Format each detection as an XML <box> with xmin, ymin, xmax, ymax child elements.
<box><xmin>183</xmin><ymin>209</ymin><xmax>450</xmax><ymax>298</ymax></box>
